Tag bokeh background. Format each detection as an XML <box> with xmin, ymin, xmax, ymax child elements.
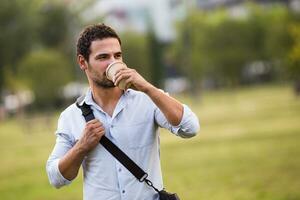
<box><xmin>0</xmin><ymin>0</ymin><xmax>300</xmax><ymax>199</ymax></box>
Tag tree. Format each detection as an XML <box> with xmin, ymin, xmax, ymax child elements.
<box><xmin>171</xmin><ymin>4</ymin><xmax>294</xmax><ymax>88</ymax></box>
<box><xmin>18</xmin><ymin>49</ymin><xmax>73</xmax><ymax>109</ymax></box>
<box><xmin>37</xmin><ymin>2</ymin><xmax>76</xmax><ymax>49</ymax></box>
<box><xmin>287</xmin><ymin>23</ymin><xmax>300</xmax><ymax>95</ymax></box>
<box><xmin>259</xmin><ymin>5</ymin><xmax>292</xmax><ymax>80</ymax></box>
<box><xmin>121</xmin><ymin>32</ymin><xmax>152</xmax><ymax>82</ymax></box>
<box><xmin>0</xmin><ymin>0</ymin><xmax>39</xmax><ymax>94</ymax></box>
<box><xmin>172</xmin><ymin>10</ymin><xmax>256</xmax><ymax>87</ymax></box>
<box><xmin>0</xmin><ymin>0</ymin><xmax>79</xmax><ymax>98</ymax></box>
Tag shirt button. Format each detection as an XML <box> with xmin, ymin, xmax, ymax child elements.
<box><xmin>118</xmin><ymin>168</ymin><xmax>122</xmax><ymax>172</ymax></box>
<box><xmin>110</xmin><ymin>124</ymin><xmax>114</xmax><ymax>128</ymax></box>
<box><xmin>122</xmin><ymin>190</ymin><xmax>125</xmax><ymax>194</ymax></box>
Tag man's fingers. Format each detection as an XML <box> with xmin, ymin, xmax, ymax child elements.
<box><xmin>115</xmin><ymin>68</ymin><xmax>133</xmax><ymax>78</ymax></box>
<box><xmin>86</xmin><ymin>119</ymin><xmax>97</xmax><ymax>123</ymax></box>
<box><xmin>86</xmin><ymin>120</ymin><xmax>103</xmax><ymax>129</ymax></box>
<box><xmin>86</xmin><ymin>119</ymin><xmax>101</xmax><ymax>125</ymax></box>
<box><xmin>92</xmin><ymin>127</ymin><xmax>105</xmax><ymax>135</ymax></box>
<box><xmin>114</xmin><ymin>71</ymin><xmax>132</xmax><ymax>86</ymax></box>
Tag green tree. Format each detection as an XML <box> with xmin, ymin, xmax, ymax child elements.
<box><xmin>37</xmin><ymin>2</ymin><xmax>76</xmax><ymax>49</ymax></box>
<box><xmin>0</xmin><ymin>0</ymin><xmax>79</xmax><ymax>97</ymax></box>
<box><xmin>121</xmin><ymin>32</ymin><xmax>152</xmax><ymax>82</ymax></box>
<box><xmin>259</xmin><ymin>5</ymin><xmax>292</xmax><ymax>79</ymax></box>
<box><xmin>288</xmin><ymin>23</ymin><xmax>300</xmax><ymax>78</ymax></box>
<box><xmin>18</xmin><ymin>49</ymin><xmax>73</xmax><ymax>109</ymax></box>
<box><xmin>0</xmin><ymin>0</ymin><xmax>39</xmax><ymax>93</ymax></box>
<box><xmin>171</xmin><ymin>4</ymin><xmax>293</xmax><ymax>88</ymax></box>
<box><xmin>287</xmin><ymin>22</ymin><xmax>300</xmax><ymax>94</ymax></box>
<box><xmin>173</xmin><ymin>10</ymin><xmax>256</xmax><ymax>87</ymax></box>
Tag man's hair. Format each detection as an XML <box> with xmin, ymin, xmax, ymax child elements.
<box><xmin>76</xmin><ymin>23</ymin><xmax>121</xmax><ymax>61</ymax></box>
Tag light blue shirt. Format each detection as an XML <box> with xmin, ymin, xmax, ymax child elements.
<box><xmin>46</xmin><ymin>89</ymin><xmax>200</xmax><ymax>200</ymax></box>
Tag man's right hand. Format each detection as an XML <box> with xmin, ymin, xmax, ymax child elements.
<box><xmin>58</xmin><ymin>119</ymin><xmax>105</xmax><ymax>181</ymax></box>
<box><xmin>77</xmin><ymin>119</ymin><xmax>105</xmax><ymax>153</ymax></box>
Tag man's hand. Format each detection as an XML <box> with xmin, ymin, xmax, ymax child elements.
<box><xmin>114</xmin><ymin>68</ymin><xmax>153</xmax><ymax>92</ymax></box>
<box><xmin>58</xmin><ymin>119</ymin><xmax>105</xmax><ymax>181</ymax></box>
<box><xmin>115</xmin><ymin>67</ymin><xmax>184</xmax><ymax>126</ymax></box>
<box><xmin>77</xmin><ymin>119</ymin><xmax>105</xmax><ymax>153</ymax></box>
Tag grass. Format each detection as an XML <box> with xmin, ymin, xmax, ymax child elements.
<box><xmin>0</xmin><ymin>84</ymin><xmax>299</xmax><ymax>200</ymax></box>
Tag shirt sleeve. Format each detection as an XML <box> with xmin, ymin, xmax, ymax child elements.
<box><xmin>46</xmin><ymin>113</ymin><xmax>76</xmax><ymax>188</ymax></box>
<box><xmin>154</xmin><ymin>104</ymin><xmax>200</xmax><ymax>138</ymax></box>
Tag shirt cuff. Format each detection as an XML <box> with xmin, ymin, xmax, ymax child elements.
<box><xmin>48</xmin><ymin>159</ymin><xmax>72</xmax><ymax>188</ymax></box>
<box><xmin>171</xmin><ymin>104</ymin><xmax>200</xmax><ymax>138</ymax></box>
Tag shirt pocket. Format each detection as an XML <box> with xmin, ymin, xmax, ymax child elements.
<box><xmin>114</xmin><ymin>120</ymin><xmax>155</xmax><ymax>149</ymax></box>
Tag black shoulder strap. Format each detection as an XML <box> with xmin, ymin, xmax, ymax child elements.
<box><xmin>76</xmin><ymin>102</ymin><xmax>149</xmax><ymax>182</ymax></box>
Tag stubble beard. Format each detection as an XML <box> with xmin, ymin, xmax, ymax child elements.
<box><xmin>94</xmin><ymin>73</ymin><xmax>115</xmax><ymax>89</ymax></box>
<box><xmin>88</xmin><ymin>63</ymin><xmax>116</xmax><ymax>89</ymax></box>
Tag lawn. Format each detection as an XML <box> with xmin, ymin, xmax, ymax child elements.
<box><xmin>0</xmin><ymin>84</ymin><xmax>299</xmax><ymax>200</ymax></box>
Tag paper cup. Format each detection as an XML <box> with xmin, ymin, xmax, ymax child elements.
<box><xmin>106</xmin><ymin>61</ymin><xmax>128</xmax><ymax>90</ymax></box>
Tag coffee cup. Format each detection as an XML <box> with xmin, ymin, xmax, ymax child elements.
<box><xmin>106</xmin><ymin>61</ymin><xmax>128</xmax><ymax>90</ymax></box>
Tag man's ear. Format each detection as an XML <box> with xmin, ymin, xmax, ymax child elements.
<box><xmin>77</xmin><ymin>55</ymin><xmax>88</xmax><ymax>71</ymax></box>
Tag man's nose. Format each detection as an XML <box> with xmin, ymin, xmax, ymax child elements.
<box><xmin>108</xmin><ymin>57</ymin><xmax>118</xmax><ymax>65</ymax></box>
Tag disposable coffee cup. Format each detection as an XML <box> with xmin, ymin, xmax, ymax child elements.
<box><xmin>106</xmin><ymin>61</ymin><xmax>128</xmax><ymax>90</ymax></box>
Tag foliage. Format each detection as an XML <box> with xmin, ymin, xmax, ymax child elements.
<box><xmin>287</xmin><ymin>23</ymin><xmax>300</xmax><ymax>79</ymax></box>
<box><xmin>17</xmin><ymin>49</ymin><xmax>73</xmax><ymax>109</ymax></box>
<box><xmin>0</xmin><ymin>0</ymin><xmax>77</xmax><ymax>95</ymax></box>
<box><xmin>0</xmin><ymin>0</ymin><xmax>39</xmax><ymax>92</ymax></box>
<box><xmin>171</xmin><ymin>4</ymin><xmax>297</xmax><ymax>88</ymax></box>
<box><xmin>121</xmin><ymin>32</ymin><xmax>152</xmax><ymax>81</ymax></box>
<box><xmin>2</xmin><ymin>0</ymin><xmax>300</xmax><ymax>108</ymax></box>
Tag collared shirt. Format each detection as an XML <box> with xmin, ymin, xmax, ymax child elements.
<box><xmin>46</xmin><ymin>89</ymin><xmax>200</xmax><ymax>200</ymax></box>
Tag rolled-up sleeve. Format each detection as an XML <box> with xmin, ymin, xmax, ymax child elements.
<box><xmin>155</xmin><ymin>104</ymin><xmax>200</xmax><ymax>138</ymax></box>
<box><xmin>46</xmin><ymin>113</ymin><xmax>75</xmax><ymax>188</ymax></box>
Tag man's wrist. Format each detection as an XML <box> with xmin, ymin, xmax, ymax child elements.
<box><xmin>74</xmin><ymin>140</ymin><xmax>89</xmax><ymax>156</ymax></box>
<box><xmin>143</xmin><ymin>83</ymin><xmax>156</xmax><ymax>95</ymax></box>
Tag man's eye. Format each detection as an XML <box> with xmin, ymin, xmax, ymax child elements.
<box><xmin>97</xmin><ymin>56</ymin><xmax>107</xmax><ymax>60</ymax></box>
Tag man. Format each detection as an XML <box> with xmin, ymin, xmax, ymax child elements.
<box><xmin>46</xmin><ymin>23</ymin><xmax>200</xmax><ymax>200</ymax></box>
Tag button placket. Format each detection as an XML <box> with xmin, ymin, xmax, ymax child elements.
<box><xmin>116</xmin><ymin>162</ymin><xmax>126</xmax><ymax>197</ymax></box>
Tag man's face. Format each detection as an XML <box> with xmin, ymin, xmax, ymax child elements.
<box><xmin>86</xmin><ymin>38</ymin><xmax>122</xmax><ymax>88</ymax></box>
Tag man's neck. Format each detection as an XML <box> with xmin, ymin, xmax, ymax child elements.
<box><xmin>91</xmin><ymin>85</ymin><xmax>123</xmax><ymax>116</ymax></box>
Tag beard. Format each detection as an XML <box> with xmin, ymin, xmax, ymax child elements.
<box><xmin>87</xmin><ymin>63</ymin><xmax>116</xmax><ymax>89</ymax></box>
<box><xmin>94</xmin><ymin>73</ymin><xmax>115</xmax><ymax>88</ymax></box>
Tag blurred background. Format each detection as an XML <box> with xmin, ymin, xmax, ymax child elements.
<box><xmin>0</xmin><ymin>0</ymin><xmax>300</xmax><ymax>199</ymax></box>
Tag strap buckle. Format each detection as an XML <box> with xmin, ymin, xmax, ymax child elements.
<box><xmin>139</xmin><ymin>173</ymin><xmax>148</xmax><ymax>182</ymax></box>
<box><xmin>144</xmin><ymin>178</ymin><xmax>160</xmax><ymax>193</ymax></box>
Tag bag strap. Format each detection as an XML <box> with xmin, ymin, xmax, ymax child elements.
<box><xmin>76</xmin><ymin>101</ymin><xmax>162</xmax><ymax>193</ymax></box>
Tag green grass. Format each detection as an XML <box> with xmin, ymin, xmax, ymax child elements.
<box><xmin>0</xmin><ymin>84</ymin><xmax>300</xmax><ymax>200</ymax></box>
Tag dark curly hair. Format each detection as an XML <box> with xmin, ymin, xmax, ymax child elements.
<box><xmin>76</xmin><ymin>23</ymin><xmax>121</xmax><ymax>61</ymax></box>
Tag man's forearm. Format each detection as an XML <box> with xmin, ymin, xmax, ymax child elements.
<box><xmin>58</xmin><ymin>142</ymin><xmax>87</xmax><ymax>181</ymax></box>
<box><xmin>144</xmin><ymin>84</ymin><xmax>183</xmax><ymax>126</ymax></box>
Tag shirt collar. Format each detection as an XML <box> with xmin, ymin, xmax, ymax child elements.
<box><xmin>76</xmin><ymin>89</ymin><xmax>91</xmax><ymax>106</ymax></box>
<box><xmin>76</xmin><ymin>88</ymin><xmax>131</xmax><ymax>116</ymax></box>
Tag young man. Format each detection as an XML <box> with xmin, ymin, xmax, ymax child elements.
<box><xmin>46</xmin><ymin>23</ymin><xmax>200</xmax><ymax>200</ymax></box>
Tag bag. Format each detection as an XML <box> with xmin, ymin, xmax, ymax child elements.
<box><xmin>144</xmin><ymin>178</ymin><xmax>180</xmax><ymax>200</ymax></box>
<box><xmin>159</xmin><ymin>190</ymin><xmax>180</xmax><ymax>200</ymax></box>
